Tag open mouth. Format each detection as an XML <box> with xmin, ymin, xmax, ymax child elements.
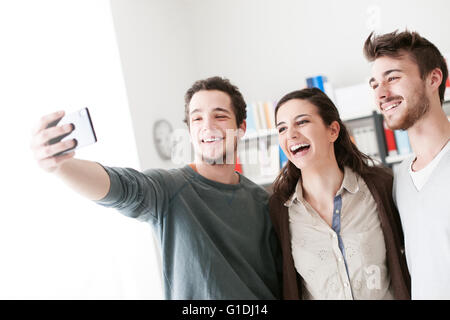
<box><xmin>202</xmin><ymin>137</ymin><xmax>223</xmax><ymax>143</ymax></box>
<box><xmin>290</xmin><ymin>143</ymin><xmax>310</xmax><ymax>156</ymax></box>
<box><xmin>383</xmin><ymin>100</ymin><xmax>402</xmax><ymax>113</ymax></box>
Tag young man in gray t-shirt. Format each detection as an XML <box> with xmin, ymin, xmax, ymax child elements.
<box><xmin>365</xmin><ymin>30</ymin><xmax>450</xmax><ymax>299</ymax></box>
<box><xmin>30</xmin><ymin>76</ymin><xmax>281</xmax><ymax>299</ymax></box>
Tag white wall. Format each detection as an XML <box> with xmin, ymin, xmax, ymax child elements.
<box><xmin>110</xmin><ymin>0</ymin><xmax>197</xmax><ymax>170</ymax></box>
<box><xmin>188</xmin><ymin>0</ymin><xmax>450</xmax><ymax>102</ymax></box>
<box><xmin>111</xmin><ymin>0</ymin><xmax>450</xmax><ymax>170</ymax></box>
<box><xmin>0</xmin><ymin>0</ymin><xmax>163</xmax><ymax>299</ymax></box>
<box><xmin>0</xmin><ymin>0</ymin><xmax>447</xmax><ymax>300</ymax></box>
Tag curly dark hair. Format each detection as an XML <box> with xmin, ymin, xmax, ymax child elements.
<box><xmin>184</xmin><ymin>76</ymin><xmax>247</xmax><ymax>127</ymax></box>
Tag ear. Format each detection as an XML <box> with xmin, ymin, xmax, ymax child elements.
<box><xmin>238</xmin><ymin>120</ymin><xmax>247</xmax><ymax>139</ymax></box>
<box><xmin>427</xmin><ymin>67</ymin><xmax>443</xmax><ymax>92</ymax></box>
<box><xmin>328</xmin><ymin>120</ymin><xmax>340</xmax><ymax>143</ymax></box>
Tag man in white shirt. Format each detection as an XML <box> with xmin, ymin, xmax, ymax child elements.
<box><xmin>364</xmin><ymin>30</ymin><xmax>450</xmax><ymax>299</ymax></box>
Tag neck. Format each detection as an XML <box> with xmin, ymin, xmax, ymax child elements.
<box><xmin>193</xmin><ymin>159</ymin><xmax>239</xmax><ymax>184</ymax></box>
<box><xmin>301</xmin><ymin>158</ymin><xmax>344</xmax><ymax>202</ymax></box>
<box><xmin>408</xmin><ymin>102</ymin><xmax>450</xmax><ymax>167</ymax></box>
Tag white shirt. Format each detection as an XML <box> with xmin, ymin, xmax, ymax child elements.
<box><xmin>409</xmin><ymin>141</ymin><xmax>450</xmax><ymax>191</ymax></box>
<box><xmin>393</xmin><ymin>146</ymin><xmax>450</xmax><ymax>299</ymax></box>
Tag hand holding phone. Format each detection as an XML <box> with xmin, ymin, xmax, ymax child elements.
<box><xmin>31</xmin><ymin>108</ymin><xmax>97</xmax><ymax>172</ymax></box>
<box><xmin>46</xmin><ymin>108</ymin><xmax>97</xmax><ymax>156</ymax></box>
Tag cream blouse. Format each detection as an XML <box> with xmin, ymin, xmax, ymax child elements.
<box><xmin>285</xmin><ymin>167</ymin><xmax>394</xmax><ymax>300</ymax></box>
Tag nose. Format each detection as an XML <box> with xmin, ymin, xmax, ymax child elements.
<box><xmin>287</xmin><ymin>125</ymin><xmax>298</xmax><ymax>140</ymax></box>
<box><xmin>376</xmin><ymin>81</ymin><xmax>391</xmax><ymax>102</ymax></box>
<box><xmin>201</xmin><ymin>115</ymin><xmax>214</xmax><ymax>130</ymax></box>
<box><xmin>200</xmin><ymin>115</ymin><xmax>221</xmax><ymax>137</ymax></box>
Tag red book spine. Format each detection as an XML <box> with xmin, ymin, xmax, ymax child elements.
<box><xmin>383</xmin><ymin>121</ymin><xmax>398</xmax><ymax>156</ymax></box>
<box><xmin>445</xmin><ymin>58</ymin><xmax>450</xmax><ymax>95</ymax></box>
<box><xmin>235</xmin><ymin>156</ymin><xmax>243</xmax><ymax>173</ymax></box>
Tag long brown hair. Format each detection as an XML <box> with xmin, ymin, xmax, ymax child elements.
<box><xmin>272</xmin><ymin>88</ymin><xmax>375</xmax><ymax>202</ymax></box>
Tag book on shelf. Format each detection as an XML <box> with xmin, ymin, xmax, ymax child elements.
<box><xmin>394</xmin><ymin>130</ymin><xmax>412</xmax><ymax>155</ymax></box>
<box><xmin>305</xmin><ymin>75</ymin><xmax>336</xmax><ymax>103</ymax></box>
<box><xmin>253</xmin><ymin>102</ymin><xmax>264</xmax><ymax>130</ymax></box>
<box><xmin>240</xmin><ymin>139</ymin><xmax>260</xmax><ymax>178</ymax></box>
<box><xmin>258</xmin><ymin>139</ymin><xmax>280</xmax><ymax>177</ymax></box>
<box><xmin>245</xmin><ymin>103</ymin><xmax>257</xmax><ymax>133</ymax></box>
<box><xmin>306</xmin><ymin>75</ymin><xmax>324</xmax><ymax>92</ymax></box>
<box><xmin>446</xmin><ymin>78</ymin><xmax>450</xmax><ymax>100</ymax></box>
<box><xmin>263</xmin><ymin>101</ymin><xmax>276</xmax><ymax>129</ymax></box>
<box><xmin>240</xmin><ymin>137</ymin><xmax>280</xmax><ymax>181</ymax></box>
<box><xmin>235</xmin><ymin>156</ymin><xmax>243</xmax><ymax>174</ymax></box>
<box><xmin>279</xmin><ymin>146</ymin><xmax>288</xmax><ymax>169</ymax></box>
<box><xmin>383</xmin><ymin>121</ymin><xmax>398</xmax><ymax>156</ymax></box>
<box><xmin>352</xmin><ymin>126</ymin><xmax>378</xmax><ymax>156</ymax></box>
<box><xmin>246</xmin><ymin>100</ymin><xmax>277</xmax><ymax>132</ymax></box>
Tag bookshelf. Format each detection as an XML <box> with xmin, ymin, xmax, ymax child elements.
<box><xmin>342</xmin><ymin>111</ymin><xmax>388</xmax><ymax>164</ymax></box>
<box><xmin>242</xmin><ymin>129</ymin><xmax>277</xmax><ymax>141</ymax></box>
<box><xmin>239</xmin><ymin>111</ymin><xmax>388</xmax><ymax>186</ymax></box>
<box><xmin>240</xmin><ymin>89</ymin><xmax>450</xmax><ymax>186</ymax></box>
<box><xmin>385</xmin><ymin>153</ymin><xmax>413</xmax><ymax>164</ymax></box>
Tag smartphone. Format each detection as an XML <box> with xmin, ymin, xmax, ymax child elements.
<box><xmin>46</xmin><ymin>107</ymin><xmax>97</xmax><ymax>156</ymax></box>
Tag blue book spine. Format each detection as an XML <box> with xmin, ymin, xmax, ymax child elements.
<box><xmin>279</xmin><ymin>146</ymin><xmax>289</xmax><ymax>169</ymax></box>
<box><xmin>245</xmin><ymin>104</ymin><xmax>257</xmax><ymax>132</ymax></box>
<box><xmin>394</xmin><ymin>130</ymin><xmax>412</xmax><ymax>155</ymax></box>
<box><xmin>313</xmin><ymin>75</ymin><xmax>325</xmax><ymax>92</ymax></box>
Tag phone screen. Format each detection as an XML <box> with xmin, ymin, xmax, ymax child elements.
<box><xmin>47</xmin><ymin>108</ymin><xmax>97</xmax><ymax>155</ymax></box>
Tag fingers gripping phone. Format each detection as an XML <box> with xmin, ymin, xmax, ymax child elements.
<box><xmin>46</xmin><ymin>107</ymin><xmax>97</xmax><ymax>156</ymax></box>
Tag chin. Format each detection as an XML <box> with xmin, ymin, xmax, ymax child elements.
<box><xmin>290</xmin><ymin>158</ymin><xmax>308</xmax><ymax>170</ymax></box>
<box><xmin>386</xmin><ymin>115</ymin><xmax>410</xmax><ymax>131</ymax></box>
<box><xmin>198</xmin><ymin>152</ymin><xmax>226</xmax><ymax>165</ymax></box>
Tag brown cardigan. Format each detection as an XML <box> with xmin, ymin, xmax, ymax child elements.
<box><xmin>269</xmin><ymin>166</ymin><xmax>411</xmax><ymax>300</ymax></box>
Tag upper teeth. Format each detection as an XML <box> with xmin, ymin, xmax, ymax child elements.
<box><xmin>204</xmin><ymin>137</ymin><xmax>222</xmax><ymax>142</ymax></box>
<box><xmin>385</xmin><ymin>103</ymin><xmax>399</xmax><ymax>111</ymax></box>
<box><xmin>290</xmin><ymin>144</ymin><xmax>309</xmax><ymax>152</ymax></box>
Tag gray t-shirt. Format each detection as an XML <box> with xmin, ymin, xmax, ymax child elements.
<box><xmin>95</xmin><ymin>164</ymin><xmax>281</xmax><ymax>299</ymax></box>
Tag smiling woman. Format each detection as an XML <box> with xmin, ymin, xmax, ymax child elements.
<box><xmin>269</xmin><ymin>88</ymin><xmax>411</xmax><ymax>300</ymax></box>
<box><xmin>0</xmin><ymin>0</ymin><xmax>162</xmax><ymax>299</ymax></box>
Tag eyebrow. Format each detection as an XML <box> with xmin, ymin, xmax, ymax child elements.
<box><xmin>276</xmin><ymin>114</ymin><xmax>310</xmax><ymax>127</ymax></box>
<box><xmin>369</xmin><ymin>69</ymin><xmax>403</xmax><ymax>85</ymax></box>
<box><xmin>190</xmin><ymin>107</ymin><xmax>232</xmax><ymax>115</ymax></box>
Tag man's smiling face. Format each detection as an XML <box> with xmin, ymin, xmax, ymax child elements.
<box><xmin>188</xmin><ymin>90</ymin><xmax>244</xmax><ymax>164</ymax></box>
<box><xmin>370</xmin><ymin>52</ymin><xmax>430</xmax><ymax>130</ymax></box>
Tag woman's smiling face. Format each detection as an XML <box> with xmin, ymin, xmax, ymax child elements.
<box><xmin>276</xmin><ymin>98</ymin><xmax>339</xmax><ymax>170</ymax></box>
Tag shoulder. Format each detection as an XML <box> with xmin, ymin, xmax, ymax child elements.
<box><xmin>141</xmin><ymin>166</ymin><xmax>191</xmax><ymax>191</ymax></box>
<box><xmin>360</xmin><ymin>165</ymin><xmax>393</xmax><ymax>187</ymax></box>
<box><xmin>239</xmin><ymin>174</ymin><xmax>270</xmax><ymax>202</ymax></box>
<box><xmin>143</xmin><ymin>166</ymin><xmax>185</xmax><ymax>179</ymax></box>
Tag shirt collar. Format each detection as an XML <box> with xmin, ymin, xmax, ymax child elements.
<box><xmin>338</xmin><ymin>166</ymin><xmax>359</xmax><ymax>195</ymax></box>
<box><xmin>284</xmin><ymin>178</ymin><xmax>303</xmax><ymax>207</ymax></box>
<box><xmin>283</xmin><ymin>167</ymin><xmax>359</xmax><ymax>207</ymax></box>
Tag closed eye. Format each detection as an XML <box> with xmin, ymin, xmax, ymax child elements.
<box><xmin>388</xmin><ymin>76</ymin><xmax>399</xmax><ymax>82</ymax></box>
